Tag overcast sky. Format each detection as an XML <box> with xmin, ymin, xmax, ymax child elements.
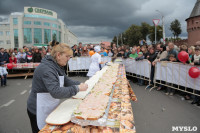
<box><xmin>0</xmin><ymin>0</ymin><xmax>197</xmax><ymax>44</ymax></box>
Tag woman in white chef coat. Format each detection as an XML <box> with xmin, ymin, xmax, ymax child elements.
<box><xmin>27</xmin><ymin>43</ymin><xmax>88</xmax><ymax>133</ymax></box>
<box><xmin>87</xmin><ymin>46</ymin><xmax>105</xmax><ymax>78</ymax></box>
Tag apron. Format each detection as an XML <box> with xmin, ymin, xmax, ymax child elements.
<box><xmin>37</xmin><ymin>75</ymin><xmax>64</xmax><ymax>130</ymax></box>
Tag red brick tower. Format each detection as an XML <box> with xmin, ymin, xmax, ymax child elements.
<box><xmin>186</xmin><ymin>0</ymin><xmax>200</xmax><ymax>46</ymax></box>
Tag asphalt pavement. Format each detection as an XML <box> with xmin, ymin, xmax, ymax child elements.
<box><xmin>0</xmin><ymin>76</ymin><xmax>199</xmax><ymax>133</ymax></box>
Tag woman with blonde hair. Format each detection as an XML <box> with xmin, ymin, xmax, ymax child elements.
<box><xmin>27</xmin><ymin>43</ymin><xmax>88</xmax><ymax>133</ymax></box>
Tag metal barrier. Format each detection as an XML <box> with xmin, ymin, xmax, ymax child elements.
<box><xmin>66</xmin><ymin>56</ymin><xmax>111</xmax><ymax>76</ymax></box>
<box><xmin>150</xmin><ymin>61</ymin><xmax>200</xmax><ymax>96</ymax></box>
<box><xmin>122</xmin><ymin>59</ymin><xmax>152</xmax><ymax>89</ymax></box>
<box><xmin>67</xmin><ymin>57</ymin><xmax>152</xmax><ymax>89</ymax></box>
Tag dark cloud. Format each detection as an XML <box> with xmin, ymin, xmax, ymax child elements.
<box><xmin>0</xmin><ymin>0</ymin><xmax>197</xmax><ymax>43</ymax></box>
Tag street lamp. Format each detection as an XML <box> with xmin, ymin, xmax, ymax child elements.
<box><xmin>156</xmin><ymin>10</ymin><xmax>166</xmax><ymax>44</ymax></box>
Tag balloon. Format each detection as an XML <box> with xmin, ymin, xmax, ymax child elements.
<box><xmin>188</xmin><ymin>67</ymin><xmax>200</xmax><ymax>78</ymax></box>
<box><xmin>89</xmin><ymin>51</ymin><xmax>95</xmax><ymax>56</ymax></box>
<box><xmin>7</xmin><ymin>63</ymin><xmax>13</xmax><ymax>69</ymax></box>
<box><xmin>178</xmin><ymin>51</ymin><xmax>189</xmax><ymax>63</ymax></box>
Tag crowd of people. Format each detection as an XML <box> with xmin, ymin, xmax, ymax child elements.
<box><xmin>0</xmin><ymin>41</ymin><xmax>200</xmax><ymax>105</ymax></box>
<box><xmin>72</xmin><ymin>42</ymin><xmax>200</xmax><ymax>106</ymax></box>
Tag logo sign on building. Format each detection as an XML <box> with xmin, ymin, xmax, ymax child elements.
<box><xmin>24</xmin><ymin>7</ymin><xmax>57</xmax><ymax>19</ymax></box>
<box><xmin>152</xmin><ymin>19</ymin><xmax>160</xmax><ymax>26</ymax></box>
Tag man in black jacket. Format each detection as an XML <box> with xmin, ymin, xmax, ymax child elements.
<box><xmin>0</xmin><ymin>48</ymin><xmax>9</xmax><ymax>63</ymax></box>
<box><xmin>146</xmin><ymin>46</ymin><xmax>157</xmax><ymax>88</ymax></box>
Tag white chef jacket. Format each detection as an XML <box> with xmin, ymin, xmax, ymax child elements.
<box><xmin>87</xmin><ymin>53</ymin><xmax>101</xmax><ymax>77</ymax></box>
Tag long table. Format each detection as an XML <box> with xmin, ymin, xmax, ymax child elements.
<box><xmin>39</xmin><ymin>64</ymin><xmax>137</xmax><ymax>133</ymax></box>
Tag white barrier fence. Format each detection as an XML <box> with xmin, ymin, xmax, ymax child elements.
<box><xmin>122</xmin><ymin>59</ymin><xmax>151</xmax><ymax>78</ymax></box>
<box><xmin>67</xmin><ymin>57</ymin><xmax>200</xmax><ymax>95</ymax></box>
<box><xmin>151</xmin><ymin>62</ymin><xmax>200</xmax><ymax>95</ymax></box>
<box><xmin>68</xmin><ymin>57</ymin><xmax>111</xmax><ymax>71</ymax></box>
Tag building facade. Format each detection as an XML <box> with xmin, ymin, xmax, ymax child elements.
<box><xmin>186</xmin><ymin>0</ymin><xmax>200</xmax><ymax>46</ymax></box>
<box><xmin>0</xmin><ymin>7</ymin><xmax>78</xmax><ymax>49</ymax></box>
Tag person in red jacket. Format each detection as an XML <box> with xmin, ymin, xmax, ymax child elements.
<box><xmin>9</xmin><ymin>54</ymin><xmax>17</xmax><ymax>64</ymax></box>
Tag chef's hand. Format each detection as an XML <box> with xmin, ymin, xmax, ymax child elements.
<box><xmin>79</xmin><ymin>83</ymin><xmax>88</xmax><ymax>91</ymax></box>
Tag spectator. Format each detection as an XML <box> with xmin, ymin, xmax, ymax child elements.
<box><xmin>46</xmin><ymin>48</ymin><xmax>51</xmax><ymax>55</ymax></box>
<box><xmin>100</xmin><ymin>47</ymin><xmax>108</xmax><ymax>57</ymax></box>
<box><xmin>78</xmin><ymin>42</ymin><xmax>83</xmax><ymax>56</ymax></box>
<box><xmin>120</xmin><ymin>45</ymin><xmax>124</xmax><ymax>51</ymax></box>
<box><xmin>190</xmin><ymin>47</ymin><xmax>200</xmax><ymax>106</ymax></box>
<box><xmin>135</xmin><ymin>52</ymin><xmax>145</xmax><ymax>61</ymax></box>
<box><xmin>152</xmin><ymin>45</ymin><xmax>168</xmax><ymax>91</ymax></box>
<box><xmin>13</xmin><ymin>48</ymin><xmax>18</xmax><ymax>56</ymax></box>
<box><xmin>117</xmin><ymin>47</ymin><xmax>121</xmax><ymax>53</ymax></box>
<box><xmin>129</xmin><ymin>48</ymin><xmax>138</xmax><ymax>59</ymax></box>
<box><xmin>5</xmin><ymin>49</ymin><xmax>10</xmax><ymax>60</ymax></box>
<box><xmin>117</xmin><ymin>50</ymin><xmax>125</xmax><ymax>58</ymax></box>
<box><xmin>33</xmin><ymin>48</ymin><xmax>42</xmax><ymax>63</ymax></box>
<box><xmin>180</xmin><ymin>44</ymin><xmax>188</xmax><ymax>52</ymax></box>
<box><xmin>141</xmin><ymin>45</ymin><xmax>148</xmax><ymax>59</ymax></box>
<box><xmin>0</xmin><ymin>62</ymin><xmax>8</xmax><ymax>87</ymax></box>
<box><xmin>8</xmin><ymin>48</ymin><xmax>14</xmax><ymax>57</ymax></box>
<box><xmin>17</xmin><ymin>48</ymin><xmax>27</xmax><ymax>63</ymax></box>
<box><xmin>72</xmin><ymin>45</ymin><xmax>79</xmax><ymax>57</ymax></box>
<box><xmin>136</xmin><ymin>46</ymin><xmax>141</xmax><ymax>54</ymax></box>
<box><xmin>146</xmin><ymin>46</ymin><xmax>157</xmax><ymax>88</ymax></box>
<box><xmin>191</xmin><ymin>46</ymin><xmax>200</xmax><ymax>66</ymax></box>
<box><xmin>47</xmin><ymin>45</ymin><xmax>51</xmax><ymax>50</ymax></box>
<box><xmin>112</xmin><ymin>43</ymin><xmax>117</xmax><ymax>50</ymax></box>
<box><xmin>90</xmin><ymin>45</ymin><xmax>94</xmax><ymax>50</ymax></box>
<box><xmin>41</xmin><ymin>48</ymin><xmax>47</xmax><ymax>58</ymax></box>
<box><xmin>161</xmin><ymin>42</ymin><xmax>178</xmax><ymax>61</ymax></box>
<box><xmin>26</xmin><ymin>51</ymin><xmax>33</xmax><ymax>63</ymax></box>
<box><xmin>187</xmin><ymin>46</ymin><xmax>195</xmax><ymax>64</ymax></box>
<box><xmin>82</xmin><ymin>46</ymin><xmax>89</xmax><ymax>56</ymax></box>
<box><xmin>107</xmin><ymin>49</ymin><xmax>114</xmax><ymax>57</ymax></box>
<box><xmin>31</xmin><ymin>48</ymin><xmax>35</xmax><ymax>54</ymax></box>
<box><xmin>153</xmin><ymin>45</ymin><xmax>168</xmax><ymax>65</ymax></box>
<box><xmin>113</xmin><ymin>49</ymin><xmax>118</xmax><ymax>58</ymax></box>
<box><xmin>23</xmin><ymin>46</ymin><xmax>27</xmax><ymax>52</ymax></box>
<box><xmin>135</xmin><ymin>52</ymin><xmax>145</xmax><ymax>86</ymax></box>
<box><xmin>9</xmin><ymin>54</ymin><xmax>17</xmax><ymax>64</ymax></box>
<box><xmin>0</xmin><ymin>48</ymin><xmax>9</xmax><ymax>63</ymax></box>
<box><xmin>124</xmin><ymin>48</ymin><xmax>131</xmax><ymax>58</ymax></box>
<box><xmin>165</xmin><ymin>54</ymin><xmax>177</xmax><ymax>96</ymax></box>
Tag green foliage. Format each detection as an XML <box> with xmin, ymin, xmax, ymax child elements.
<box><xmin>112</xmin><ymin>22</ymin><xmax>163</xmax><ymax>46</ymax></box>
<box><xmin>140</xmin><ymin>22</ymin><xmax>151</xmax><ymax>40</ymax></box>
<box><xmin>124</xmin><ymin>24</ymin><xmax>142</xmax><ymax>46</ymax></box>
<box><xmin>170</xmin><ymin>19</ymin><xmax>182</xmax><ymax>39</ymax></box>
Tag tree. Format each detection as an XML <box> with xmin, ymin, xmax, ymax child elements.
<box><xmin>170</xmin><ymin>19</ymin><xmax>182</xmax><ymax>39</ymax></box>
<box><xmin>112</xmin><ymin>36</ymin><xmax>117</xmax><ymax>44</ymax></box>
<box><xmin>140</xmin><ymin>22</ymin><xmax>151</xmax><ymax>40</ymax></box>
<box><xmin>124</xmin><ymin>24</ymin><xmax>142</xmax><ymax>46</ymax></box>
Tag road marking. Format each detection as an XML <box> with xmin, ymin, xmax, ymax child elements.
<box><xmin>20</xmin><ymin>90</ymin><xmax>27</xmax><ymax>95</ymax></box>
<box><xmin>2</xmin><ymin>100</ymin><xmax>15</xmax><ymax>107</ymax></box>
